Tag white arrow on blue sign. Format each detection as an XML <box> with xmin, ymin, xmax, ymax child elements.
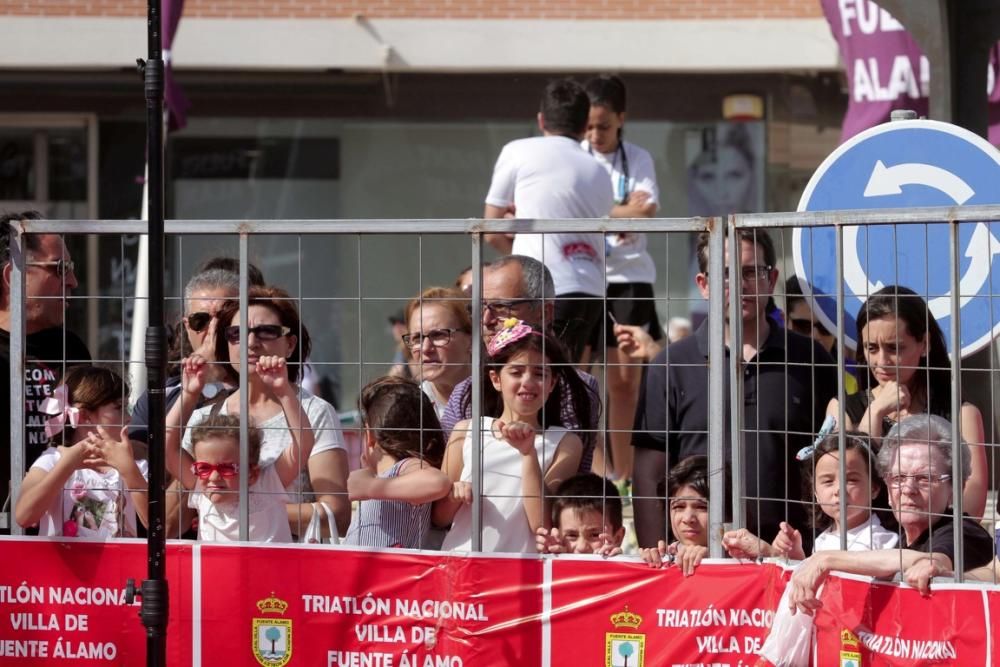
<box><xmin>793</xmin><ymin>119</ymin><xmax>1000</xmax><ymax>358</ymax></box>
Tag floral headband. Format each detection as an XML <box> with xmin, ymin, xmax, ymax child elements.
<box><xmin>487</xmin><ymin>318</ymin><xmax>537</xmax><ymax>357</ymax></box>
<box><xmin>39</xmin><ymin>384</ymin><xmax>81</xmax><ymax>439</ymax></box>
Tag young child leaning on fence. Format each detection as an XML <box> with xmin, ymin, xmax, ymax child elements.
<box><xmin>535</xmin><ymin>473</ymin><xmax>626</xmax><ymax>556</ymax></box>
<box><xmin>15</xmin><ymin>366</ymin><xmax>148</xmax><ymax>538</ymax></box>
<box><xmin>724</xmin><ymin>428</ymin><xmax>897</xmax><ymax>667</ymax></box>
<box><xmin>343</xmin><ymin>376</ymin><xmax>451</xmax><ymax>549</ymax></box>
<box><xmin>638</xmin><ymin>455</ymin><xmax>711</xmax><ymax>576</ymax></box>
<box><xmin>722</xmin><ymin>427</ymin><xmax>897</xmax><ymax>560</ymax></box>
<box><xmin>434</xmin><ymin>318</ymin><xmax>591</xmax><ymax>553</ymax></box>
<box><xmin>165</xmin><ymin>354</ymin><xmax>311</xmax><ymax>542</ymax></box>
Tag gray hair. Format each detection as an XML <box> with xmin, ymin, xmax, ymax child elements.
<box><xmin>183</xmin><ymin>268</ymin><xmax>239</xmax><ymax>308</ymax></box>
<box><xmin>488</xmin><ymin>254</ymin><xmax>555</xmax><ymax>299</ymax></box>
<box><xmin>878</xmin><ymin>413</ymin><xmax>971</xmax><ymax>484</ymax></box>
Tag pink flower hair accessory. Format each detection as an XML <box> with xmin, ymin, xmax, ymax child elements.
<box><xmin>39</xmin><ymin>384</ymin><xmax>81</xmax><ymax>439</ymax></box>
<box><xmin>487</xmin><ymin>318</ymin><xmax>535</xmax><ymax>356</ymax></box>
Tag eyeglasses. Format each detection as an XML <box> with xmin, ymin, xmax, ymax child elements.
<box><xmin>190</xmin><ymin>461</ymin><xmax>239</xmax><ymax>479</ymax></box>
<box><xmin>789</xmin><ymin>317</ymin><xmax>830</xmax><ymax>337</ymax></box>
<box><xmin>887</xmin><ymin>473</ymin><xmax>951</xmax><ymax>490</ymax></box>
<box><xmin>224</xmin><ymin>324</ymin><xmax>291</xmax><ymax>344</ymax></box>
<box><xmin>402</xmin><ymin>328</ymin><xmax>466</xmax><ymax>349</ymax></box>
<box><xmin>466</xmin><ymin>299</ymin><xmax>535</xmax><ymax>318</ymax></box>
<box><xmin>28</xmin><ymin>258</ymin><xmax>75</xmax><ymax>278</ymax></box>
<box><xmin>706</xmin><ymin>265</ymin><xmax>773</xmax><ymax>283</ymax></box>
<box><xmin>186</xmin><ymin>311</ymin><xmax>212</xmax><ymax>332</ymax></box>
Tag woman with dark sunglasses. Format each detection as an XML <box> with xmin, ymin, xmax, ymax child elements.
<box><xmin>168</xmin><ymin>285</ymin><xmax>350</xmax><ymax>542</ymax></box>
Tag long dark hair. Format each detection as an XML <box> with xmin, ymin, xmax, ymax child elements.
<box><xmin>359</xmin><ymin>376</ymin><xmax>445</xmax><ymax>468</ymax></box>
<box><xmin>463</xmin><ymin>327</ymin><xmax>597</xmax><ymax>433</ymax></box>
<box><xmin>855</xmin><ymin>285</ymin><xmax>950</xmax><ymax>417</ymax></box>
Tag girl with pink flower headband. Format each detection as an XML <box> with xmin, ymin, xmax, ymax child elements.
<box><xmin>15</xmin><ymin>366</ymin><xmax>148</xmax><ymax>538</ymax></box>
<box><xmin>434</xmin><ymin>319</ymin><xmax>598</xmax><ymax>553</ymax></box>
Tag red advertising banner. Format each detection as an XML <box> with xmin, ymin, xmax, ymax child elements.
<box><xmin>549</xmin><ymin>558</ymin><xmax>786</xmax><ymax>666</ymax></box>
<box><xmin>198</xmin><ymin>544</ymin><xmax>543</xmax><ymax>667</ymax></box>
<box><xmin>814</xmin><ymin>573</ymin><xmax>989</xmax><ymax>665</ymax></box>
<box><xmin>2</xmin><ymin>538</ymin><xmax>998</xmax><ymax>666</ymax></box>
<box><xmin>0</xmin><ymin>537</ymin><xmax>193</xmax><ymax>666</ymax></box>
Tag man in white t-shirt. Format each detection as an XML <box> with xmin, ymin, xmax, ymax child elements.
<box><xmin>483</xmin><ymin>78</ymin><xmax>614</xmax><ymax>363</ymax></box>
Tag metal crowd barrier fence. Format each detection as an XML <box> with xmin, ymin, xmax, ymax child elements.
<box><xmin>5</xmin><ymin>210</ymin><xmax>998</xmax><ymax>582</ymax></box>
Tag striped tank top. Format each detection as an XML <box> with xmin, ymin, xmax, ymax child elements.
<box><xmin>343</xmin><ymin>458</ymin><xmax>433</xmax><ymax>549</ymax></box>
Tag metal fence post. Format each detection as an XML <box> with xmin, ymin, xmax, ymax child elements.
<box><xmin>707</xmin><ymin>217</ymin><xmax>727</xmax><ymax>557</ymax></box>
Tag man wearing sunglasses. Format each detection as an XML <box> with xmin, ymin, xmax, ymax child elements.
<box><xmin>439</xmin><ymin>255</ymin><xmax>602</xmax><ymax>473</ymax></box>
<box><xmin>128</xmin><ymin>263</ymin><xmax>251</xmax><ymax>448</ymax></box>
<box><xmin>784</xmin><ymin>276</ymin><xmax>858</xmax><ymax>395</ymax></box>
<box><xmin>0</xmin><ymin>211</ymin><xmax>91</xmax><ymax>533</ymax></box>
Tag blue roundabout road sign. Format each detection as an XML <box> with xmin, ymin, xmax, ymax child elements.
<box><xmin>793</xmin><ymin>119</ymin><xmax>1000</xmax><ymax>357</ymax></box>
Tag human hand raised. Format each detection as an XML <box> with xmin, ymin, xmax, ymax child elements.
<box><xmin>84</xmin><ymin>425</ymin><xmax>134</xmax><ymax>473</ymax></box>
<box><xmin>614</xmin><ymin>323</ymin><xmax>660</xmax><ymax>361</ymax></box>
<box><xmin>191</xmin><ymin>315</ymin><xmax>219</xmax><ymax>362</ymax></box>
<box><xmin>180</xmin><ymin>354</ymin><xmax>209</xmax><ymax>397</ymax></box>
<box><xmin>256</xmin><ymin>355</ymin><xmax>293</xmax><ymax>397</ymax></box>
<box><xmin>771</xmin><ymin>521</ymin><xmax>805</xmax><ymax>560</ymax></box>
<box><xmin>493</xmin><ymin>419</ymin><xmax>536</xmax><ymax>456</ymax></box>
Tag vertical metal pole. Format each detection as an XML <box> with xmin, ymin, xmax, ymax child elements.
<box><xmin>470</xmin><ymin>233</ymin><xmax>483</xmax><ymax>552</ymax></box>
<box><xmin>728</xmin><ymin>220</ymin><xmax>745</xmax><ymax>529</ymax></box>
<box><xmin>835</xmin><ymin>225</ymin><xmax>849</xmax><ymax>551</ymax></box>
<box><xmin>8</xmin><ymin>223</ymin><xmax>26</xmax><ymax>536</ymax></box>
<box><xmin>140</xmin><ymin>0</ymin><xmax>168</xmax><ymax>657</ymax></box>
<box><xmin>707</xmin><ymin>218</ymin><xmax>727</xmax><ymax>558</ymax></box>
<box><xmin>238</xmin><ymin>234</ymin><xmax>250</xmax><ymax>541</ymax></box>
<box><xmin>949</xmin><ymin>220</ymin><xmax>964</xmax><ymax>578</ymax></box>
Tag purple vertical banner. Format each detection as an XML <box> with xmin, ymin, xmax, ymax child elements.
<box><xmin>163</xmin><ymin>0</ymin><xmax>190</xmax><ymax>131</ymax></box>
<box><xmin>821</xmin><ymin>0</ymin><xmax>1000</xmax><ymax>144</ymax></box>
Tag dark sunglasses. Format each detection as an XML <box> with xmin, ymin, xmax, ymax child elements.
<box><xmin>28</xmin><ymin>258</ymin><xmax>75</xmax><ymax>278</ymax></box>
<box><xmin>191</xmin><ymin>461</ymin><xmax>239</xmax><ymax>479</ymax></box>
<box><xmin>186</xmin><ymin>311</ymin><xmax>213</xmax><ymax>332</ymax></box>
<box><xmin>224</xmin><ymin>324</ymin><xmax>291</xmax><ymax>344</ymax></box>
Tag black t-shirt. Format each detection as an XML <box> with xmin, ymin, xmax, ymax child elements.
<box><xmin>631</xmin><ymin>317</ymin><xmax>838</xmax><ymax>546</ymax></box>
<box><xmin>905</xmin><ymin>513</ymin><xmax>995</xmax><ymax>571</ymax></box>
<box><xmin>0</xmin><ymin>327</ymin><xmax>91</xmax><ymax>513</ymax></box>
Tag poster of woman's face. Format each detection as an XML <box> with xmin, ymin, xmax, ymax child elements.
<box><xmin>685</xmin><ymin>122</ymin><xmax>765</xmax><ymax>217</ymax></box>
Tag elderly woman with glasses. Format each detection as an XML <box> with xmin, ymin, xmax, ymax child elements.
<box><xmin>166</xmin><ymin>285</ymin><xmax>350</xmax><ymax>541</ymax></box>
<box><xmin>789</xmin><ymin>414</ymin><xmax>994</xmax><ymax>612</ymax></box>
<box><xmin>403</xmin><ymin>287</ymin><xmax>473</xmax><ymax>419</ymax></box>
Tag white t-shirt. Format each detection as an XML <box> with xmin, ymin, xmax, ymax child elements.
<box><xmin>189</xmin><ymin>463</ymin><xmax>292</xmax><ymax>543</ymax></box>
<box><xmin>485</xmin><ymin>135</ymin><xmax>613</xmax><ymax>296</ymax></box>
<box><xmin>30</xmin><ymin>448</ymin><xmax>149</xmax><ymax>538</ymax></box>
<box><xmin>582</xmin><ymin>139</ymin><xmax>659</xmax><ymax>284</ymax></box>
<box><xmin>182</xmin><ymin>388</ymin><xmax>345</xmax><ymax>496</ymax></box>
<box><xmin>812</xmin><ymin>514</ymin><xmax>899</xmax><ymax>552</ymax></box>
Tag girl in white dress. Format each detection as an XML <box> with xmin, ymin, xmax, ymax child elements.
<box><xmin>435</xmin><ymin>319</ymin><xmax>596</xmax><ymax>553</ymax></box>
